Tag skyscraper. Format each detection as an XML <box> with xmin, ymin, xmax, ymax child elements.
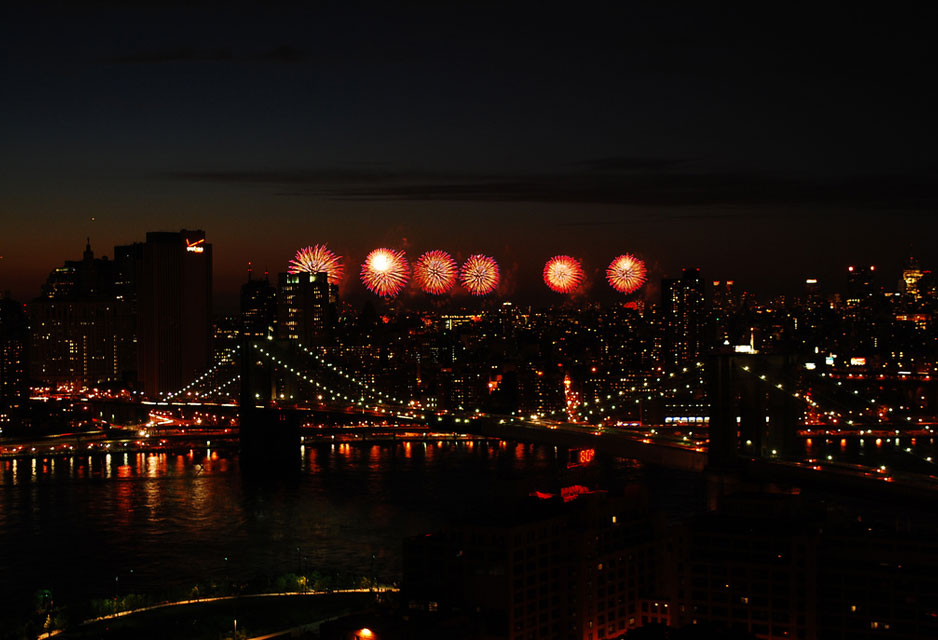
<box><xmin>28</xmin><ymin>240</ymin><xmax>135</xmax><ymax>387</ymax></box>
<box><xmin>900</xmin><ymin>257</ymin><xmax>928</xmax><ymax>302</ymax></box>
<box><xmin>846</xmin><ymin>265</ymin><xmax>875</xmax><ymax>306</ymax></box>
<box><xmin>276</xmin><ymin>271</ymin><xmax>337</xmax><ymax>344</ymax></box>
<box><xmin>710</xmin><ymin>279</ymin><xmax>738</xmax><ymax>346</ymax></box>
<box><xmin>804</xmin><ymin>277</ymin><xmax>821</xmax><ymax>303</ymax></box>
<box><xmin>137</xmin><ymin>230</ymin><xmax>212</xmax><ymax>397</ymax></box>
<box><xmin>113</xmin><ymin>241</ymin><xmax>144</xmax><ymax>303</ymax></box>
<box><xmin>662</xmin><ymin>268</ymin><xmax>705</xmax><ymax>370</ymax></box>
<box><xmin>240</xmin><ymin>271</ymin><xmax>276</xmax><ymax>339</ymax></box>
<box><xmin>0</xmin><ymin>294</ymin><xmax>28</xmax><ymax>429</ymax></box>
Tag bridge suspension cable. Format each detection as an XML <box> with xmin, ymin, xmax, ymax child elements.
<box><xmin>293</xmin><ymin>341</ymin><xmax>407</xmax><ymax>405</ymax></box>
<box><xmin>163</xmin><ymin>345</ymin><xmax>241</xmax><ymax>401</ymax></box>
<box><xmin>251</xmin><ymin>344</ymin><xmax>421</xmax><ymax>415</ymax></box>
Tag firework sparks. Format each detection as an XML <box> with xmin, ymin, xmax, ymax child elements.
<box><xmin>543</xmin><ymin>255</ymin><xmax>585</xmax><ymax>294</ymax></box>
<box><xmin>361</xmin><ymin>248</ymin><xmax>410</xmax><ymax>297</ymax></box>
<box><xmin>415</xmin><ymin>250</ymin><xmax>458</xmax><ymax>295</ymax></box>
<box><xmin>606</xmin><ymin>254</ymin><xmax>647</xmax><ymax>294</ymax></box>
<box><xmin>460</xmin><ymin>254</ymin><xmax>499</xmax><ymax>296</ymax></box>
<box><xmin>287</xmin><ymin>244</ymin><xmax>344</xmax><ymax>285</ymax></box>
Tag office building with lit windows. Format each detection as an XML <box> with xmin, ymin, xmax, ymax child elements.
<box><xmin>28</xmin><ymin>240</ymin><xmax>135</xmax><ymax>387</ymax></box>
<box><xmin>0</xmin><ymin>294</ymin><xmax>28</xmax><ymax>428</ymax></box>
<box><xmin>276</xmin><ymin>271</ymin><xmax>337</xmax><ymax>343</ymax></box>
<box><xmin>662</xmin><ymin>268</ymin><xmax>705</xmax><ymax>370</ymax></box>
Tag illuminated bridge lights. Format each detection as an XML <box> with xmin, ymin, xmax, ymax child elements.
<box><xmin>294</xmin><ymin>342</ymin><xmax>406</xmax><ymax>405</ymax></box>
<box><xmin>542</xmin><ymin>363</ymin><xmax>708</xmax><ymax>425</ymax></box>
<box><xmin>737</xmin><ymin>364</ymin><xmax>938</xmax><ymax>466</ymax></box>
<box><xmin>252</xmin><ymin>344</ymin><xmax>417</xmax><ymax>412</ymax></box>
<box><xmin>164</xmin><ymin>345</ymin><xmax>241</xmax><ymax>401</ymax></box>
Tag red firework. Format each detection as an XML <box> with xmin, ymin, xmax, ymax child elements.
<box><xmin>460</xmin><ymin>254</ymin><xmax>499</xmax><ymax>296</ymax></box>
<box><xmin>606</xmin><ymin>254</ymin><xmax>647</xmax><ymax>294</ymax></box>
<box><xmin>415</xmin><ymin>250</ymin><xmax>458</xmax><ymax>295</ymax></box>
<box><xmin>287</xmin><ymin>244</ymin><xmax>344</xmax><ymax>285</ymax></box>
<box><xmin>361</xmin><ymin>248</ymin><xmax>410</xmax><ymax>297</ymax></box>
<box><xmin>543</xmin><ymin>255</ymin><xmax>585</xmax><ymax>294</ymax></box>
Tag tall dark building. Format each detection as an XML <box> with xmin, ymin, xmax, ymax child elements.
<box><xmin>241</xmin><ymin>272</ymin><xmax>276</xmax><ymax>339</ymax></box>
<box><xmin>803</xmin><ymin>277</ymin><xmax>822</xmax><ymax>306</ymax></box>
<box><xmin>113</xmin><ymin>241</ymin><xmax>144</xmax><ymax>302</ymax></box>
<box><xmin>138</xmin><ymin>230</ymin><xmax>212</xmax><ymax>397</ymax></box>
<box><xmin>710</xmin><ymin>280</ymin><xmax>739</xmax><ymax>347</ymax></box>
<box><xmin>39</xmin><ymin>238</ymin><xmax>115</xmax><ymax>300</ymax></box>
<box><xmin>276</xmin><ymin>271</ymin><xmax>337</xmax><ymax>344</ymax></box>
<box><xmin>0</xmin><ymin>294</ymin><xmax>28</xmax><ymax>429</ymax></box>
<box><xmin>662</xmin><ymin>268</ymin><xmax>705</xmax><ymax>370</ymax></box>
<box><xmin>846</xmin><ymin>265</ymin><xmax>876</xmax><ymax>306</ymax></box>
<box><xmin>711</xmin><ymin>280</ymin><xmax>736</xmax><ymax>314</ymax></box>
<box><xmin>28</xmin><ymin>240</ymin><xmax>136</xmax><ymax>387</ymax></box>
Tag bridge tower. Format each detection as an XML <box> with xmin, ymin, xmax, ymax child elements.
<box><xmin>239</xmin><ymin>336</ymin><xmax>300</xmax><ymax>471</ymax></box>
<box><xmin>709</xmin><ymin>354</ymin><xmax>802</xmax><ymax>469</ymax></box>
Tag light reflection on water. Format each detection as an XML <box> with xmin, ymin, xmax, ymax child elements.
<box><xmin>800</xmin><ymin>435</ymin><xmax>938</xmax><ymax>473</ymax></box>
<box><xmin>0</xmin><ymin>439</ymin><xmax>671</xmax><ymax>626</ymax></box>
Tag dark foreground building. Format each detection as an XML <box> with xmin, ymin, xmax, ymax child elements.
<box><xmin>401</xmin><ymin>488</ymin><xmax>938</xmax><ymax>640</ymax></box>
<box><xmin>404</xmin><ymin>489</ymin><xmax>669</xmax><ymax>640</ymax></box>
<box><xmin>672</xmin><ymin>491</ymin><xmax>938</xmax><ymax>640</ymax></box>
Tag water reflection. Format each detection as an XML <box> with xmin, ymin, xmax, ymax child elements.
<box><xmin>800</xmin><ymin>434</ymin><xmax>938</xmax><ymax>471</ymax></box>
<box><xmin>0</xmin><ymin>439</ymin><xmax>663</xmax><ymax>629</ymax></box>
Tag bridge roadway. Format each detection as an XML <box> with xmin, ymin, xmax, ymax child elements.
<box><xmin>435</xmin><ymin>415</ymin><xmax>708</xmax><ymax>472</ymax></box>
<box><xmin>47</xmin><ymin>398</ymin><xmax>938</xmax><ymax>500</ymax></box>
<box><xmin>83</xmin><ymin>397</ymin><xmax>707</xmax><ymax>472</ymax></box>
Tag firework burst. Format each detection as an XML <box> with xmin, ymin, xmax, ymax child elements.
<box><xmin>288</xmin><ymin>244</ymin><xmax>344</xmax><ymax>285</ymax></box>
<box><xmin>415</xmin><ymin>250</ymin><xmax>458</xmax><ymax>295</ymax></box>
<box><xmin>606</xmin><ymin>254</ymin><xmax>647</xmax><ymax>294</ymax></box>
<box><xmin>361</xmin><ymin>248</ymin><xmax>410</xmax><ymax>297</ymax></box>
<box><xmin>543</xmin><ymin>255</ymin><xmax>585</xmax><ymax>294</ymax></box>
<box><xmin>460</xmin><ymin>254</ymin><xmax>499</xmax><ymax>296</ymax></box>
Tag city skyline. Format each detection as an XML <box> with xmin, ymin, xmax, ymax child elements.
<box><xmin>9</xmin><ymin>231</ymin><xmax>932</xmax><ymax>312</ymax></box>
<box><xmin>2</xmin><ymin>4</ymin><xmax>936</xmax><ymax>305</ymax></box>
<box><xmin>4</xmin><ymin>5</ymin><xmax>938</xmax><ymax>639</ymax></box>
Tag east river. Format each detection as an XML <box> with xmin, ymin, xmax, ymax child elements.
<box><xmin>0</xmin><ymin>438</ymin><xmax>704</xmax><ymax>629</ymax></box>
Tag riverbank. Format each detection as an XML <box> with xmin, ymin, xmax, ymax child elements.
<box><xmin>53</xmin><ymin>591</ymin><xmax>384</xmax><ymax>640</ymax></box>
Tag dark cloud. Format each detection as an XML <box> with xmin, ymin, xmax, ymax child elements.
<box><xmin>261</xmin><ymin>45</ymin><xmax>306</xmax><ymax>63</ymax></box>
<box><xmin>101</xmin><ymin>45</ymin><xmax>306</xmax><ymax>65</ymax></box>
<box><xmin>161</xmin><ymin>167</ymin><xmax>938</xmax><ymax>211</ymax></box>
<box><xmin>556</xmin><ymin>209</ymin><xmax>764</xmax><ymax>226</ymax></box>
<box><xmin>161</xmin><ymin>168</ymin><xmax>444</xmax><ymax>184</ymax></box>
<box><xmin>573</xmin><ymin>157</ymin><xmax>693</xmax><ymax>173</ymax></box>
<box><xmin>102</xmin><ymin>47</ymin><xmax>235</xmax><ymax>64</ymax></box>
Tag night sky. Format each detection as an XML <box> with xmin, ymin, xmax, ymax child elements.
<box><xmin>2</xmin><ymin>3</ymin><xmax>935</xmax><ymax>309</ymax></box>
